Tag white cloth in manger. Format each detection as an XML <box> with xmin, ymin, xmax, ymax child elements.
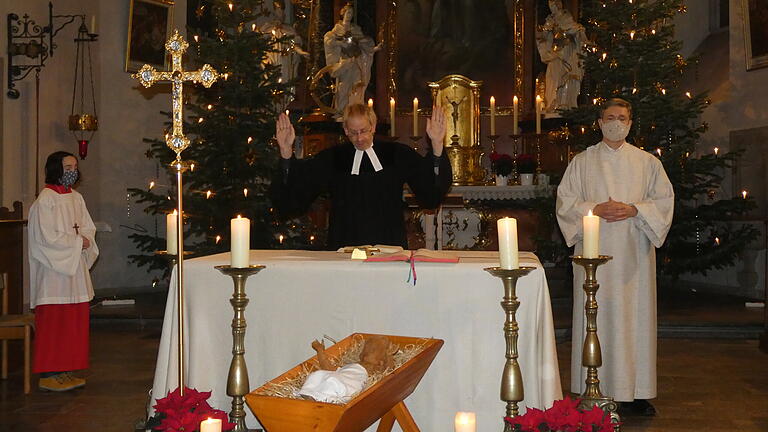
<box><xmin>297</xmin><ymin>363</ymin><xmax>368</xmax><ymax>403</ymax></box>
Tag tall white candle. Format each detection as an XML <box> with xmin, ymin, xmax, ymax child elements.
<box><xmin>412</xmin><ymin>98</ymin><xmax>419</xmax><ymax>136</ymax></box>
<box><xmin>512</xmin><ymin>96</ymin><xmax>519</xmax><ymax>135</ymax></box>
<box><xmin>497</xmin><ymin>217</ymin><xmax>519</xmax><ymax>269</ymax></box>
<box><xmin>389</xmin><ymin>97</ymin><xmax>396</xmax><ymax>137</ymax></box>
<box><xmin>90</xmin><ymin>15</ymin><xmax>97</xmax><ymax>34</ymax></box>
<box><xmin>490</xmin><ymin>96</ymin><xmax>496</xmax><ymax>136</ymax></box>
<box><xmin>230</xmin><ymin>215</ymin><xmax>250</xmax><ymax>268</ymax></box>
<box><xmin>583</xmin><ymin>210</ymin><xmax>600</xmax><ymax>259</ymax></box>
<box><xmin>535</xmin><ymin>95</ymin><xmax>542</xmax><ymax>134</ymax></box>
<box><xmin>455</xmin><ymin>412</ymin><xmax>476</xmax><ymax>432</ymax></box>
<box><xmin>166</xmin><ymin>210</ymin><xmax>178</xmax><ymax>255</ymax></box>
<box><xmin>200</xmin><ymin>418</ymin><xmax>222</xmax><ymax>432</ymax></box>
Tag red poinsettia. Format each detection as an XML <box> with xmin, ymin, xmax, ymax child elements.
<box><xmin>490</xmin><ymin>152</ymin><xmax>514</xmax><ymax>176</ymax></box>
<box><xmin>150</xmin><ymin>387</ymin><xmax>236</xmax><ymax>432</ymax></box>
<box><xmin>504</xmin><ymin>397</ymin><xmax>619</xmax><ymax>432</ymax></box>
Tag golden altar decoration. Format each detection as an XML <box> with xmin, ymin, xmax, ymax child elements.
<box><xmin>428</xmin><ymin>75</ymin><xmax>485</xmax><ymax>186</ymax></box>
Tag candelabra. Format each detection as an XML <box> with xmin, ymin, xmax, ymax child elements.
<box><xmin>571</xmin><ymin>255</ymin><xmax>620</xmax><ymax>424</ymax></box>
<box><xmin>215</xmin><ymin>264</ymin><xmax>265</xmax><ymax>432</ymax></box>
<box><xmin>484</xmin><ymin>266</ymin><xmax>535</xmax><ymax>426</ymax></box>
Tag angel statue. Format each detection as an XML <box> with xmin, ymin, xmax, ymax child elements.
<box><xmin>323</xmin><ymin>3</ymin><xmax>382</xmax><ymax>118</ymax></box>
<box><xmin>536</xmin><ymin>0</ymin><xmax>587</xmax><ymax>115</ymax></box>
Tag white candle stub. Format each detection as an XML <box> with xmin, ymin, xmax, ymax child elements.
<box><xmin>455</xmin><ymin>412</ymin><xmax>476</xmax><ymax>432</ymax></box>
<box><xmin>583</xmin><ymin>210</ymin><xmax>600</xmax><ymax>259</ymax></box>
<box><xmin>200</xmin><ymin>418</ymin><xmax>222</xmax><ymax>432</ymax></box>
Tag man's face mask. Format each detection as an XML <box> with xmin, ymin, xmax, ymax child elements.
<box><xmin>599</xmin><ymin>119</ymin><xmax>631</xmax><ymax>142</ymax></box>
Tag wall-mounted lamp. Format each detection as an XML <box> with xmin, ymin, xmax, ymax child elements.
<box><xmin>6</xmin><ymin>2</ymin><xmax>98</xmax><ymax>99</ymax></box>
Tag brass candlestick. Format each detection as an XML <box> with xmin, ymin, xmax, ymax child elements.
<box><xmin>535</xmin><ymin>134</ymin><xmax>543</xmax><ymax>179</ymax></box>
<box><xmin>215</xmin><ymin>264</ymin><xmax>265</xmax><ymax>432</ymax></box>
<box><xmin>571</xmin><ymin>255</ymin><xmax>620</xmax><ymax>421</ymax></box>
<box><xmin>509</xmin><ymin>134</ymin><xmax>522</xmax><ymax>185</ymax></box>
<box><xmin>484</xmin><ymin>266</ymin><xmax>536</xmax><ymax>424</ymax></box>
<box><xmin>488</xmin><ymin>134</ymin><xmax>500</xmax><ymax>153</ymax></box>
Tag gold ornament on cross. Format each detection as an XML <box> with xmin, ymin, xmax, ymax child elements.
<box><xmin>132</xmin><ymin>30</ymin><xmax>219</xmax><ymax>157</ymax></box>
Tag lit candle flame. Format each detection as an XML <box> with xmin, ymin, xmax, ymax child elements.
<box><xmin>236</xmin><ymin>214</ymin><xmax>242</xmax><ymax>219</ymax></box>
<box><xmin>279</xmin><ymin>234</ymin><xmax>284</xmax><ymax>244</ymax></box>
<box><xmin>715</xmin><ymin>237</ymin><xmax>720</xmax><ymax>245</ymax></box>
<box><xmin>243</xmin><ymin>188</ymin><xmax>248</xmax><ymax>198</ymax></box>
<box><xmin>742</xmin><ymin>190</ymin><xmax>748</xmax><ymax>199</ymax></box>
<box><xmin>656</xmin><ymin>148</ymin><xmax>662</xmax><ymax>156</ymax></box>
<box><xmin>685</xmin><ymin>92</ymin><xmax>692</xmax><ymax>99</ymax></box>
<box><xmin>228</xmin><ymin>3</ymin><xmax>233</xmax><ymax>11</ymax></box>
<box><xmin>247</xmin><ymin>137</ymin><xmax>253</xmax><ymax>144</ymax></box>
<box><xmin>588</xmin><ymin>210</ymin><xmax>594</xmax><ymax>217</ymax></box>
<box><xmin>251</xmin><ymin>23</ymin><xmax>256</xmax><ymax>31</ymax></box>
<box><xmin>714</xmin><ymin>147</ymin><xmax>719</xmax><ymax>156</ymax></box>
<box><xmin>215</xmin><ymin>235</ymin><xmax>221</xmax><ymax>244</ymax></box>
<box><xmin>206</xmin><ymin>190</ymin><xmax>212</xmax><ymax>199</ymax></box>
<box><xmin>190</xmin><ymin>163</ymin><xmax>195</xmax><ymax>171</ymax></box>
<box><xmin>193</xmin><ymin>35</ymin><xmax>199</xmax><ymax>43</ymax></box>
<box><xmin>149</xmin><ymin>181</ymin><xmax>155</xmax><ymax>189</ymax></box>
<box><xmin>630</xmin><ymin>31</ymin><xmax>635</xmax><ymax>40</ymax></box>
<box><xmin>602</xmin><ymin>53</ymin><xmax>607</xmax><ymax>61</ymax></box>
<box><xmin>367</xmin><ymin>98</ymin><xmax>374</xmax><ymax>108</ymax></box>
<box><xmin>172</xmin><ymin>209</ymin><xmax>178</xmax><ymax>216</ymax></box>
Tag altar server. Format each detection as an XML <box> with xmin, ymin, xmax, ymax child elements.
<box><xmin>556</xmin><ymin>98</ymin><xmax>674</xmax><ymax>416</ymax></box>
<box><xmin>273</xmin><ymin>103</ymin><xmax>452</xmax><ymax>249</ymax></box>
<box><xmin>28</xmin><ymin>151</ymin><xmax>98</xmax><ymax>392</ymax></box>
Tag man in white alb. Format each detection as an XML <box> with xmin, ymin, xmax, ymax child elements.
<box><xmin>556</xmin><ymin>98</ymin><xmax>674</xmax><ymax>416</ymax></box>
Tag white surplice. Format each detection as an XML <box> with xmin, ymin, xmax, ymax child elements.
<box><xmin>28</xmin><ymin>188</ymin><xmax>99</xmax><ymax>308</ymax></box>
<box><xmin>556</xmin><ymin>141</ymin><xmax>674</xmax><ymax>401</ymax></box>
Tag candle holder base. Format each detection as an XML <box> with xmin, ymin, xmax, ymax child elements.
<box><xmin>215</xmin><ymin>264</ymin><xmax>266</xmax><ymax>432</ymax></box>
<box><xmin>484</xmin><ymin>266</ymin><xmax>536</xmax><ymax>424</ymax></box>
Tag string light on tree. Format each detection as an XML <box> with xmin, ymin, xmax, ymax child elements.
<box><xmin>243</xmin><ymin>188</ymin><xmax>249</xmax><ymax>198</ymax></box>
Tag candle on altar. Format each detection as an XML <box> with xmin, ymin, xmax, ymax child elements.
<box><xmin>412</xmin><ymin>98</ymin><xmax>419</xmax><ymax>136</ymax></box>
<box><xmin>490</xmin><ymin>96</ymin><xmax>496</xmax><ymax>135</ymax></box>
<box><xmin>231</xmin><ymin>215</ymin><xmax>250</xmax><ymax>268</ymax></box>
<box><xmin>389</xmin><ymin>98</ymin><xmax>396</xmax><ymax>137</ymax></box>
<box><xmin>90</xmin><ymin>15</ymin><xmax>97</xmax><ymax>34</ymax></box>
<box><xmin>367</xmin><ymin>98</ymin><xmax>374</xmax><ymax>109</ymax></box>
<box><xmin>454</xmin><ymin>412</ymin><xmax>476</xmax><ymax>432</ymax></box>
<box><xmin>583</xmin><ymin>210</ymin><xmax>600</xmax><ymax>259</ymax></box>
<box><xmin>166</xmin><ymin>210</ymin><xmax>178</xmax><ymax>254</ymax></box>
<box><xmin>497</xmin><ymin>217</ymin><xmax>519</xmax><ymax>269</ymax></box>
<box><xmin>535</xmin><ymin>95</ymin><xmax>542</xmax><ymax>134</ymax></box>
<box><xmin>512</xmin><ymin>96</ymin><xmax>519</xmax><ymax>135</ymax></box>
<box><xmin>200</xmin><ymin>418</ymin><xmax>222</xmax><ymax>432</ymax></box>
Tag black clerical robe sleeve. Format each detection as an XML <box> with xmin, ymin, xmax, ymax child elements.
<box><xmin>397</xmin><ymin>142</ymin><xmax>453</xmax><ymax>209</ymax></box>
<box><xmin>271</xmin><ymin>151</ymin><xmax>333</xmax><ymax>217</ymax></box>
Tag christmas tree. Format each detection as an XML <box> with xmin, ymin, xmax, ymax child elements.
<box><xmin>128</xmin><ymin>0</ymin><xmax>316</xmax><ymax>273</ymax></box>
<box><xmin>557</xmin><ymin>0</ymin><xmax>757</xmax><ymax>280</ymax></box>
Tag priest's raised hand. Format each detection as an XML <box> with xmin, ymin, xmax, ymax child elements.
<box><xmin>425</xmin><ymin>103</ymin><xmax>448</xmax><ymax>156</ymax></box>
<box><xmin>276</xmin><ymin>111</ymin><xmax>296</xmax><ymax>159</ymax></box>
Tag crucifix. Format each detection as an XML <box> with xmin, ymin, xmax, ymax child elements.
<box><xmin>132</xmin><ymin>30</ymin><xmax>219</xmax><ymax>398</ymax></box>
<box><xmin>73</xmin><ymin>223</ymin><xmax>80</xmax><ymax>235</ymax></box>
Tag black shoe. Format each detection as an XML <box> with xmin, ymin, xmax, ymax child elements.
<box><xmin>620</xmin><ymin>399</ymin><xmax>657</xmax><ymax>417</ymax></box>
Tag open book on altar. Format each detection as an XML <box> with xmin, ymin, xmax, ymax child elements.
<box><xmin>337</xmin><ymin>245</ymin><xmax>405</xmax><ymax>254</ymax></box>
<box><xmin>365</xmin><ymin>249</ymin><xmax>459</xmax><ymax>263</ymax></box>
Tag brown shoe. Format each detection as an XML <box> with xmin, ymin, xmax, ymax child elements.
<box><xmin>62</xmin><ymin>372</ymin><xmax>86</xmax><ymax>389</ymax></box>
<box><xmin>39</xmin><ymin>374</ymin><xmax>79</xmax><ymax>392</ymax></box>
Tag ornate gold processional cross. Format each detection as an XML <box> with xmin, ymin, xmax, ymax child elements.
<box><xmin>133</xmin><ymin>30</ymin><xmax>219</xmax><ymax>159</ymax></box>
<box><xmin>132</xmin><ymin>30</ymin><xmax>219</xmax><ymax>396</ymax></box>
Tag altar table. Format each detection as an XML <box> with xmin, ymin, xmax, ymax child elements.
<box><xmin>150</xmin><ymin>250</ymin><xmax>562</xmax><ymax>431</ymax></box>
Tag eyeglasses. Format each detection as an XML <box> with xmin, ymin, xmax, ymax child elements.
<box><xmin>346</xmin><ymin>128</ymin><xmax>372</xmax><ymax>137</ymax></box>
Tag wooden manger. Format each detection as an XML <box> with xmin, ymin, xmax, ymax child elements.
<box><xmin>245</xmin><ymin>333</ymin><xmax>443</xmax><ymax>432</ymax></box>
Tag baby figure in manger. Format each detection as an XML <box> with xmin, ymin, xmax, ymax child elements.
<box><xmin>297</xmin><ymin>336</ymin><xmax>394</xmax><ymax>403</ymax></box>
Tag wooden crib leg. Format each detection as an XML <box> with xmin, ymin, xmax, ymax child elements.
<box><xmin>376</xmin><ymin>402</ymin><xmax>420</xmax><ymax>432</ymax></box>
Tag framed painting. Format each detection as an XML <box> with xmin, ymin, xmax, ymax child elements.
<box><xmin>125</xmin><ymin>0</ymin><xmax>175</xmax><ymax>72</ymax></box>
<box><xmin>743</xmin><ymin>0</ymin><xmax>768</xmax><ymax>71</ymax></box>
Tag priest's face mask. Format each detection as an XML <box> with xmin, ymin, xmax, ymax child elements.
<box><xmin>344</xmin><ymin>115</ymin><xmax>376</xmax><ymax>151</ymax></box>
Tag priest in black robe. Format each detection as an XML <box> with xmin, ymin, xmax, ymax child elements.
<box><xmin>273</xmin><ymin>103</ymin><xmax>452</xmax><ymax>250</ymax></box>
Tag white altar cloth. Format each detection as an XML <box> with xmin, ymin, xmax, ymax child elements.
<box><xmin>150</xmin><ymin>250</ymin><xmax>562</xmax><ymax>431</ymax></box>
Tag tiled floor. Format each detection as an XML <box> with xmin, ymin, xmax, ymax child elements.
<box><xmin>1</xmin><ymin>288</ymin><xmax>766</xmax><ymax>431</ymax></box>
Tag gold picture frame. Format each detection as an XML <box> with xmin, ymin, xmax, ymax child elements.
<box><xmin>743</xmin><ymin>0</ymin><xmax>768</xmax><ymax>71</ymax></box>
<box><xmin>125</xmin><ymin>0</ymin><xmax>175</xmax><ymax>72</ymax></box>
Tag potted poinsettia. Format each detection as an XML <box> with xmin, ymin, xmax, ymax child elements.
<box><xmin>505</xmin><ymin>397</ymin><xmax>619</xmax><ymax>432</ymax></box>
<box><xmin>516</xmin><ymin>154</ymin><xmax>536</xmax><ymax>185</ymax></box>
<box><xmin>490</xmin><ymin>152</ymin><xmax>514</xmax><ymax>185</ymax></box>
<box><xmin>147</xmin><ymin>387</ymin><xmax>235</xmax><ymax>432</ymax></box>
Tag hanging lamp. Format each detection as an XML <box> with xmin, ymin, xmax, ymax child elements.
<box><xmin>68</xmin><ymin>20</ymin><xmax>98</xmax><ymax>159</ymax></box>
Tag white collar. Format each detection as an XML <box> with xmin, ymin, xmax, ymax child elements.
<box><xmin>599</xmin><ymin>140</ymin><xmax>627</xmax><ymax>153</ymax></box>
<box><xmin>351</xmin><ymin>146</ymin><xmax>383</xmax><ymax>175</ymax></box>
